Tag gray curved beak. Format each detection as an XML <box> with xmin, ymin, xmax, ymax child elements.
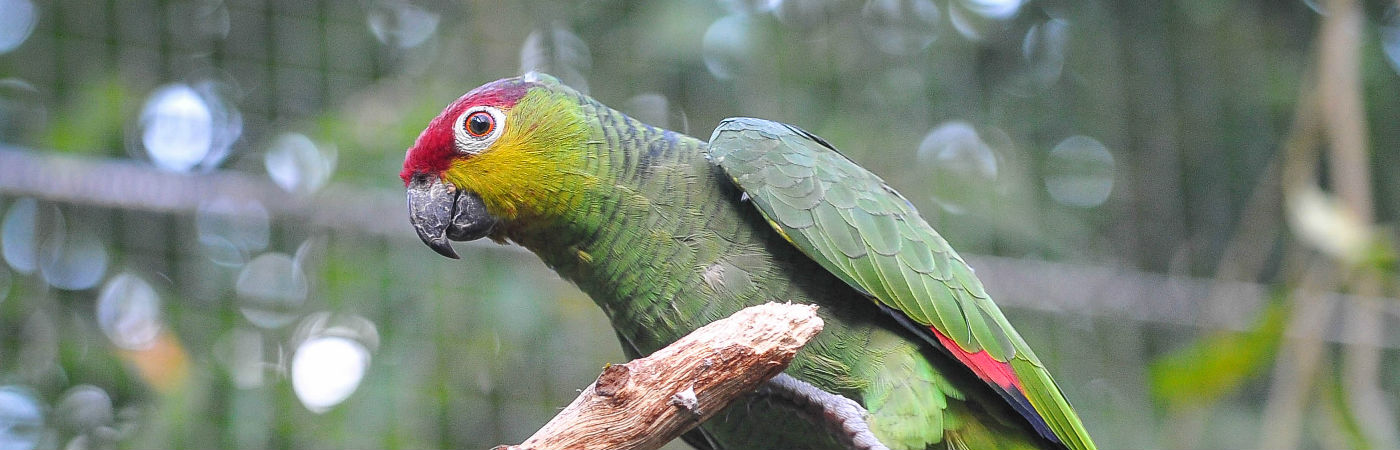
<box><xmin>406</xmin><ymin>174</ymin><xmax>498</xmax><ymax>259</ymax></box>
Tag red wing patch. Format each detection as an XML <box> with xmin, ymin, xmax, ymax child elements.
<box><xmin>867</xmin><ymin>300</ymin><xmax>1059</xmax><ymax>444</ymax></box>
<box><xmin>929</xmin><ymin>326</ymin><xmax>1059</xmax><ymax>445</ymax></box>
<box><xmin>930</xmin><ymin>327</ymin><xmax>1023</xmax><ymax>392</ymax></box>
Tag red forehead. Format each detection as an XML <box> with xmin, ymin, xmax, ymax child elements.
<box><xmin>400</xmin><ymin>78</ymin><xmax>531</xmax><ymax>184</ymax></box>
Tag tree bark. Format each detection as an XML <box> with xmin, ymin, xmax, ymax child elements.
<box><xmin>495</xmin><ymin>302</ymin><xmax>824</xmax><ymax>450</ymax></box>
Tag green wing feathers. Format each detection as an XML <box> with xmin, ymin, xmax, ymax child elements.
<box><xmin>706</xmin><ymin>118</ymin><xmax>1095</xmax><ymax>450</ymax></box>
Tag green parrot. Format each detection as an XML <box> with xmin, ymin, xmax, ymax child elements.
<box><xmin>401</xmin><ymin>73</ymin><xmax>1096</xmax><ymax>450</ymax></box>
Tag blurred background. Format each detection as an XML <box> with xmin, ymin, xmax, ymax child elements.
<box><xmin>0</xmin><ymin>0</ymin><xmax>1398</xmax><ymax>448</ymax></box>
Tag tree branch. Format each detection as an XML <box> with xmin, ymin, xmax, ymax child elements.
<box><xmin>495</xmin><ymin>302</ymin><xmax>824</xmax><ymax>450</ymax></box>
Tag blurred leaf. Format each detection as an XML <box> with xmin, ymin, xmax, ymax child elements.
<box><xmin>1327</xmin><ymin>367</ymin><xmax>1372</xmax><ymax>450</ymax></box>
<box><xmin>39</xmin><ymin>77</ymin><xmax>129</xmax><ymax>155</ymax></box>
<box><xmin>1149</xmin><ymin>297</ymin><xmax>1289</xmax><ymax>410</ymax></box>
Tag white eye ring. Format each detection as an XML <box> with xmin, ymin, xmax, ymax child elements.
<box><xmin>453</xmin><ymin>105</ymin><xmax>506</xmax><ymax>155</ymax></box>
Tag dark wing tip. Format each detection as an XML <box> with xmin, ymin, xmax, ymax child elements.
<box><xmin>780</xmin><ymin>123</ymin><xmax>838</xmax><ymax>152</ymax></box>
<box><xmin>710</xmin><ymin>117</ymin><xmax>767</xmax><ymax>142</ymax></box>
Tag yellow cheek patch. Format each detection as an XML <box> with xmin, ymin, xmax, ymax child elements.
<box><xmin>442</xmin><ymin>88</ymin><xmax>595</xmax><ymax>222</ymax></box>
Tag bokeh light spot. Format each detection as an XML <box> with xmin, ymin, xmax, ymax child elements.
<box><xmin>196</xmin><ymin>198</ymin><xmax>270</xmax><ymax>267</ymax></box>
<box><xmin>1045</xmin><ymin>135</ymin><xmax>1115</xmax><ymax>208</ymax></box>
<box><xmin>292</xmin><ymin>336</ymin><xmax>370</xmax><ymax>413</ymax></box>
<box><xmin>918</xmin><ymin>121</ymin><xmax>1000</xmax><ymax>215</ymax></box>
<box><xmin>702</xmin><ymin>15</ymin><xmax>756</xmax><ymax>80</ymax></box>
<box><xmin>96</xmin><ymin>273</ymin><xmax>162</xmax><ymax>351</ymax></box>
<box><xmin>53</xmin><ymin>385</ymin><xmax>112</xmax><ymax>434</ymax></box>
<box><xmin>1</xmin><ymin>198</ymin><xmax>42</xmax><ymax>274</ymax></box>
<box><xmin>0</xmin><ymin>79</ymin><xmax>46</xmax><ymax>141</ymax></box>
<box><xmin>139</xmin><ymin>85</ymin><xmax>213</xmax><ymax>172</ymax></box>
<box><xmin>39</xmin><ymin>231</ymin><xmax>106</xmax><ymax>291</ymax></box>
<box><xmin>236</xmin><ymin>253</ymin><xmax>308</xmax><ymax>328</ymax></box>
<box><xmin>957</xmin><ymin>0</ymin><xmax>1024</xmax><ymax>21</ymax></box>
<box><xmin>0</xmin><ymin>0</ymin><xmax>38</xmax><ymax>54</ymax></box>
<box><xmin>861</xmin><ymin>0</ymin><xmax>941</xmax><ymax>55</ymax></box>
<box><xmin>1023</xmin><ymin>19</ymin><xmax>1069</xmax><ymax>86</ymax></box>
<box><xmin>0</xmin><ymin>386</ymin><xmax>43</xmax><ymax>450</ymax></box>
<box><xmin>367</xmin><ymin>0</ymin><xmax>440</xmax><ymax>49</ymax></box>
<box><xmin>1383</xmin><ymin>5</ymin><xmax>1400</xmax><ymax>76</ymax></box>
<box><xmin>265</xmin><ymin>133</ymin><xmax>337</xmax><ymax>195</ymax></box>
<box><xmin>718</xmin><ymin>0</ymin><xmax>777</xmax><ymax>15</ymax></box>
<box><xmin>137</xmin><ymin>83</ymin><xmax>241</xmax><ymax>173</ymax></box>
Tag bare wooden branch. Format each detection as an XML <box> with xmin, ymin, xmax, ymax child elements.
<box><xmin>496</xmin><ymin>302</ymin><xmax>824</xmax><ymax>450</ymax></box>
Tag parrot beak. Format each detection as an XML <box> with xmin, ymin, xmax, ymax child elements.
<box><xmin>406</xmin><ymin>174</ymin><xmax>498</xmax><ymax>259</ymax></box>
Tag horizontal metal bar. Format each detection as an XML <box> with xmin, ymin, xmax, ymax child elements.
<box><xmin>1</xmin><ymin>146</ymin><xmax>1394</xmax><ymax>347</ymax></box>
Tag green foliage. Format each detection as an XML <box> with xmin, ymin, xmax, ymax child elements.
<box><xmin>1149</xmin><ymin>296</ymin><xmax>1290</xmax><ymax>411</ymax></box>
<box><xmin>1328</xmin><ymin>367</ymin><xmax>1373</xmax><ymax>450</ymax></box>
<box><xmin>39</xmin><ymin>78</ymin><xmax>130</xmax><ymax>156</ymax></box>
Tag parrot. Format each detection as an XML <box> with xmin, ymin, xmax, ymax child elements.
<box><xmin>400</xmin><ymin>73</ymin><xmax>1096</xmax><ymax>450</ymax></box>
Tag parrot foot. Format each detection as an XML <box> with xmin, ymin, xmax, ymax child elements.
<box><xmin>757</xmin><ymin>374</ymin><xmax>890</xmax><ymax>450</ymax></box>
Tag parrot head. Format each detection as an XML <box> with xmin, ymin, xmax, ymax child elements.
<box><xmin>401</xmin><ymin>73</ymin><xmax>592</xmax><ymax>258</ymax></box>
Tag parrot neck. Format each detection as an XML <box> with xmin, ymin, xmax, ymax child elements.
<box><xmin>503</xmin><ymin>101</ymin><xmax>723</xmax><ymax>352</ymax></box>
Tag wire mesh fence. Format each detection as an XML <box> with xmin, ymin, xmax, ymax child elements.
<box><xmin>1</xmin><ymin>0</ymin><xmax>1400</xmax><ymax>449</ymax></box>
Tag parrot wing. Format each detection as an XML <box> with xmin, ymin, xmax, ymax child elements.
<box><xmin>706</xmin><ymin>118</ymin><xmax>1094</xmax><ymax>450</ymax></box>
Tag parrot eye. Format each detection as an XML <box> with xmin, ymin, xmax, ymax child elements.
<box><xmin>465</xmin><ymin>111</ymin><xmax>493</xmax><ymax>137</ymax></box>
<box><xmin>452</xmin><ymin>105</ymin><xmax>506</xmax><ymax>155</ymax></box>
